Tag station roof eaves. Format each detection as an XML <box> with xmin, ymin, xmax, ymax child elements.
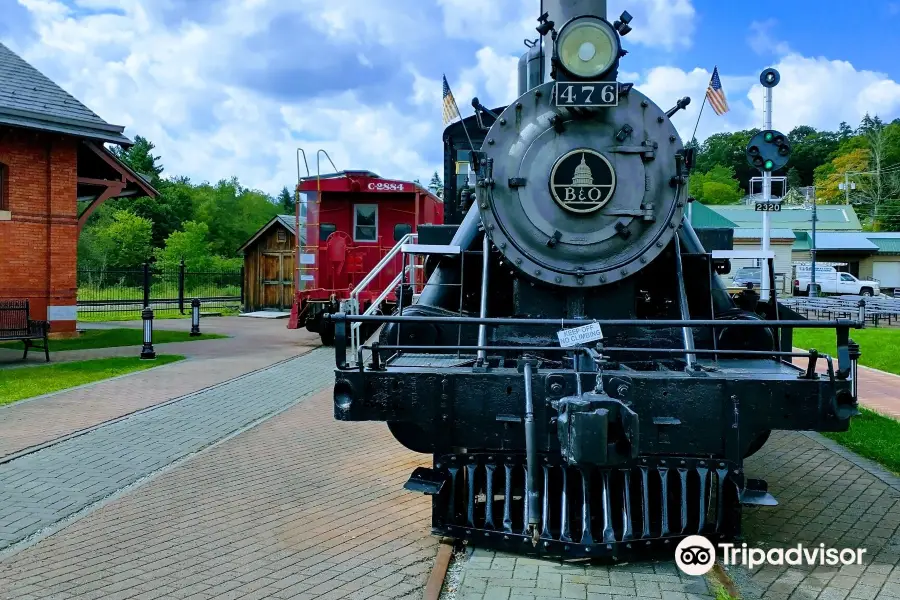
<box><xmin>0</xmin><ymin>42</ymin><xmax>131</xmax><ymax>146</ymax></box>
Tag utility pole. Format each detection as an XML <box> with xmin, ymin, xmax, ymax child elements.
<box><xmin>761</xmin><ymin>82</ymin><xmax>773</xmax><ymax>301</ymax></box>
<box><xmin>845</xmin><ymin>172</ymin><xmax>850</xmax><ymax>204</ymax></box>
<box><xmin>810</xmin><ymin>187</ymin><xmax>818</xmax><ymax>297</ymax></box>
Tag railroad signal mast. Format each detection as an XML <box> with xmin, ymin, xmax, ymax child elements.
<box><xmin>746</xmin><ymin>67</ymin><xmax>792</xmax><ymax>300</ymax></box>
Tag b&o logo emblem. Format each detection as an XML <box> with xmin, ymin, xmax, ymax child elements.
<box><xmin>674</xmin><ymin>535</ymin><xmax>716</xmax><ymax>576</ymax></box>
<box><xmin>549</xmin><ymin>148</ymin><xmax>616</xmax><ymax>214</ymax></box>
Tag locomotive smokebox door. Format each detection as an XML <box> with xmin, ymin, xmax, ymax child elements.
<box><xmin>477</xmin><ymin>79</ymin><xmax>685</xmax><ymax>288</ymax></box>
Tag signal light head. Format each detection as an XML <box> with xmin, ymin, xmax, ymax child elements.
<box><xmin>746</xmin><ymin>129</ymin><xmax>791</xmax><ymax>172</ymax></box>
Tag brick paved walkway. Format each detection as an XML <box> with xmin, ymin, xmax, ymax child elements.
<box><xmin>0</xmin><ymin>347</ymin><xmax>335</xmax><ymax>551</ymax></box>
<box><xmin>0</xmin><ymin>389</ymin><xmax>435</xmax><ymax>599</ymax></box>
<box><xmin>0</xmin><ymin>317</ymin><xmax>319</xmax><ymax>459</ymax></box>
<box><xmin>451</xmin><ymin>550</ymin><xmax>715</xmax><ymax>599</ymax></box>
<box><xmin>448</xmin><ymin>431</ymin><xmax>900</xmax><ymax>600</ymax></box>
<box><xmin>733</xmin><ymin>430</ymin><xmax>900</xmax><ymax>599</ymax></box>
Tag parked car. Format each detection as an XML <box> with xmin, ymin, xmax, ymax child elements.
<box><xmin>732</xmin><ymin>266</ymin><xmax>762</xmax><ymax>289</ymax></box>
<box><xmin>794</xmin><ymin>265</ymin><xmax>880</xmax><ymax>296</ymax></box>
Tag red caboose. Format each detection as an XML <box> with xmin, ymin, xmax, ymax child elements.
<box><xmin>287</xmin><ymin>170</ymin><xmax>443</xmax><ymax>344</ymax></box>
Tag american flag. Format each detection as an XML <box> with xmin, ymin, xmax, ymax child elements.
<box><xmin>442</xmin><ymin>75</ymin><xmax>460</xmax><ymax>125</ymax></box>
<box><xmin>706</xmin><ymin>67</ymin><xmax>730</xmax><ymax>115</ymax></box>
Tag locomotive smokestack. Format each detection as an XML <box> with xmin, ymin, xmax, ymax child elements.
<box><xmin>542</xmin><ymin>0</ymin><xmax>607</xmax><ymax>22</ymax></box>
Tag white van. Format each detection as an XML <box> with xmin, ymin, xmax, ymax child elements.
<box><xmin>794</xmin><ymin>264</ymin><xmax>880</xmax><ymax>296</ymax></box>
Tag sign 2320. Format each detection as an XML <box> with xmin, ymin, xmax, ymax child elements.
<box><xmin>555</xmin><ymin>82</ymin><xmax>619</xmax><ymax>107</ymax></box>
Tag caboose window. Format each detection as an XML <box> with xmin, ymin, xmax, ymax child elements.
<box><xmin>394</xmin><ymin>223</ymin><xmax>412</xmax><ymax>241</ymax></box>
<box><xmin>354</xmin><ymin>205</ymin><xmax>378</xmax><ymax>242</ymax></box>
<box><xmin>319</xmin><ymin>223</ymin><xmax>336</xmax><ymax>242</ymax></box>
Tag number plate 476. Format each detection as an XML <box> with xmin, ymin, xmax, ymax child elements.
<box><xmin>555</xmin><ymin>82</ymin><xmax>619</xmax><ymax>107</ymax></box>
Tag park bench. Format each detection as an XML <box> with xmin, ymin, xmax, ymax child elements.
<box><xmin>0</xmin><ymin>300</ymin><xmax>50</xmax><ymax>362</ymax></box>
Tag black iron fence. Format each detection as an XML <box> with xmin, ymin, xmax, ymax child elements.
<box><xmin>77</xmin><ymin>262</ymin><xmax>243</xmax><ymax>315</ymax></box>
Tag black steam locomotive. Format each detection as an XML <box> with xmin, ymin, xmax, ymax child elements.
<box><xmin>326</xmin><ymin>0</ymin><xmax>862</xmax><ymax>559</ymax></box>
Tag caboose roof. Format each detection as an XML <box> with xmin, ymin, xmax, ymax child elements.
<box><xmin>296</xmin><ymin>171</ymin><xmax>438</xmax><ymax>200</ymax></box>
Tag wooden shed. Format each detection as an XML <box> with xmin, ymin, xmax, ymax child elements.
<box><xmin>239</xmin><ymin>215</ymin><xmax>303</xmax><ymax>312</ymax></box>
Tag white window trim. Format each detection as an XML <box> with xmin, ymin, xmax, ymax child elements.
<box><xmin>353</xmin><ymin>204</ymin><xmax>378</xmax><ymax>243</ymax></box>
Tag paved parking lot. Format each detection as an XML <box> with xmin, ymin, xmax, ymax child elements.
<box><xmin>0</xmin><ymin>386</ymin><xmax>437</xmax><ymax>599</ymax></box>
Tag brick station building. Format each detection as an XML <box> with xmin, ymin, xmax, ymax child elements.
<box><xmin>0</xmin><ymin>42</ymin><xmax>156</xmax><ymax>334</ymax></box>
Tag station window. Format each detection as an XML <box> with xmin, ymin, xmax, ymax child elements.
<box><xmin>319</xmin><ymin>223</ymin><xmax>337</xmax><ymax>242</ymax></box>
<box><xmin>354</xmin><ymin>205</ymin><xmax>378</xmax><ymax>242</ymax></box>
<box><xmin>394</xmin><ymin>223</ymin><xmax>412</xmax><ymax>241</ymax></box>
<box><xmin>277</xmin><ymin>230</ymin><xmax>287</xmax><ymax>244</ymax></box>
<box><xmin>0</xmin><ymin>162</ymin><xmax>8</xmax><ymax>211</ymax></box>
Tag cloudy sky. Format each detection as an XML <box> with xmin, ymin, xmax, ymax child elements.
<box><xmin>2</xmin><ymin>0</ymin><xmax>900</xmax><ymax>196</ymax></box>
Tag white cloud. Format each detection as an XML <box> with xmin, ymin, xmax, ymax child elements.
<box><xmin>438</xmin><ymin>0</ymin><xmax>696</xmax><ymax>53</ymax></box>
<box><xmin>628</xmin><ymin>55</ymin><xmax>900</xmax><ymax>145</ymax></box>
<box><xmin>748</xmin><ymin>54</ymin><xmax>900</xmax><ymax>134</ymax></box>
<box><xmin>7</xmin><ymin>0</ymin><xmax>900</xmax><ymax>201</ymax></box>
<box><xmin>747</xmin><ymin>19</ymin><xmax>791</xmax><ymax>56</ymax></box>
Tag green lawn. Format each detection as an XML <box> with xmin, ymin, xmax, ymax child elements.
<box><xmin>822</xmin><ymin>408</ymin><xmax>900</xmax><ymax>475</ymax></box>
<box><xmin>0</xmin><ymin>355</ymin><xmax>184</xmax><ymax>406</ymax></box>
<box><xmin>793</xmin><ymin>329</ymin><xmax>900</xmax><ymax>475</ymax></box>
<box><xmin>792</xmin><ymin>328</ymin><xmax>900</xmax><ymax>375</ymax></box>
<box><xmin>0</xmin><ymin>328</ymin><xmax>226</xmax><ymax>352</ymax></box>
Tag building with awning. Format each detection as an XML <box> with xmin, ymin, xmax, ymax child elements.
<box><xmin>0</xmin><ymin>42</ymin><xmax>157</xmax><ymax>333</ymax></box>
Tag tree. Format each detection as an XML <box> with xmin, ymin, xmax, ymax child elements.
<box><xmin>153</xmin><ymin>221</ymin><xmax>239</xmax><ymax>271</ymax></box>
<box><xmin>428</xmin><ymin>171</ymin><xmax>444</xmax><ymax>198</ymax></box>
<box><xmin>108</xmin><ymin>177</ymin><xmax>195</xmax><ymax>248</ymax></box>
<box><xmin>93</xmin><ymin>210</ymin><xmax>153</xmax><ymax>268</ymax></box>
<box><xmin>689</xmin><ymin>164</ymin><xmax>743</xmax><ymax>205</ymax></box>
<box><xmin>787</xmin><ymin>167</ymin><xmax>802</xmax><ymax>190</ymax></box>
<box><xmin>813</xmin><ymin>148</ymin><xmax>871</xmax><ymax>203</ymax></box>
<box><xmin>109</xmin><ymin>135</ymin><xmax>163</xmax><ymax>186</ymax></box>
<box><xmin>277</xmin><ymin>186</ymin><xmax>295</xmax><ymax>214</ymax></box>
<box><xmin>192</xmin><ymin>177</ymin><xmax>280</xmax><ymax>256</ymax></box>
<box><xmin>693</xmin><ymin>129</ymin><xmax>760</xmax><ymax>192</ymax></box>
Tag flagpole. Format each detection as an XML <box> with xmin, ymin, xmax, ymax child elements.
<box><xmin>452</xmin><ymin>95</ymin><xmax>476</xmax><ymax>153</ymax></box>
<box><xmin>690</xmin><ymin>94</ymin><xmax>707</xmax><ymax>145</ymax></box>
<box><xmin>443</xmin><ymin>74</ymin><xmax>477</xmax><ymax>153</ymax></box>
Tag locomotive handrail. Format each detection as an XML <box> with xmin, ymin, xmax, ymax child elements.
<box><xmin>347</xmin><ymin>232</ymin><xmax>418</xmax><ymax>355</ymax></box>
<box><xmin>326</xmin><ymin>312</ymin><xmax>864</xmax><ymax>329</ymax></box>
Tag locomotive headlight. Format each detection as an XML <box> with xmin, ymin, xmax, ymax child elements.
<box><xmin>556</xmin><ymin>17</ymin><xmax>618</xmax><ymax>79</ymax></box>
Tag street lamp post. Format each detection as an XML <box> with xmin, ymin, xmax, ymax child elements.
<box><xmin>141</xmin><ymin>308</ymin><xmax>156</xmax><ymax>360</ymax></box>
<box><xmin>190</xmin><ymin>298</ymin><xmax>201</xmax><ymax>336</ymax></box>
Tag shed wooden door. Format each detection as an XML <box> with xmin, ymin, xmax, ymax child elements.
<box><xmin>260</xmin><ymin>253</ymin><xmax>293</xmax><ymax>310</ymax></box>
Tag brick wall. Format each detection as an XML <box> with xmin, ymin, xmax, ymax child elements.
<box><xmin>0</xmin><ymin>129</ymin><xmax>78</xmax><ymax>333</ymax></box>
